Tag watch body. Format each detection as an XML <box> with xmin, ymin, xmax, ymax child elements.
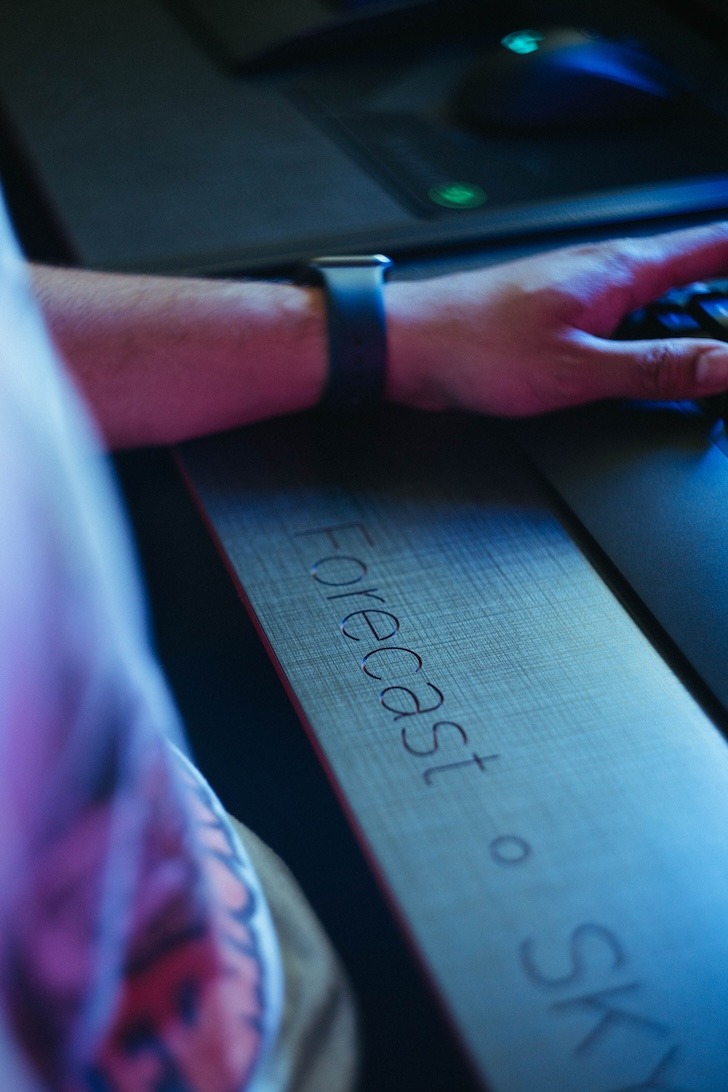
<box><xmin>306</xmin><ymin>254</ymin><xmax>392</xmax><ymax>412</ymax></box>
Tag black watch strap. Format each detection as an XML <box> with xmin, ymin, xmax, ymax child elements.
<box><xmin>306</xmin><ymin>254</ymin><xmax>392</xmax><ymax>412</ymax></box>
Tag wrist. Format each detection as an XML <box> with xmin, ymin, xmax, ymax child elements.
<box><xmin>385</xmin><ymin>279</ymin><xmax>451</xmax><ymax>411</ymax></box>
<box><xmin>228</xmin><ymin>278</ymin><xmax>328</xmax><ymax>421</ymax></box>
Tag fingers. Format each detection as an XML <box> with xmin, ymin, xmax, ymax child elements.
<box><xmin>607</xmin><ymin>221</ymin><xmax>728</xmax><ymax>311</ymax></box>
<box><xmin>568</xmin><ymin>333</ymin><xmax>728</xmax><ymax>405</ymax></box>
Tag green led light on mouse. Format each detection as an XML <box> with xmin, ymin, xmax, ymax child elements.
<box><xmin>428</xmin><ymin>183</ymin><xmax>487</xmax><ymax>210</ymax></box>
<box><xmin>501</xmin><ymin>30</ymin><xmax>544</xmax><ymax>55</ymax></box>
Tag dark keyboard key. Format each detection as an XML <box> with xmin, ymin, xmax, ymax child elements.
<box><xmin>652</xmin><ymin>308</ymin><xmax>702</xmax><ymax>335</ymax></box>
<box><xmin>689</xmin><ymin>296</ymin><xmax>728</xmax><ymax>333</ymax></box>
<box><xmin>616</xmin><ymin>281</ymin><xmax>728</xmax><ymax>342</ymax></box>
<box><xmin>616</xmin><ymin>302</ymin><xmax>703</xmax><ymax>339</ymax></box>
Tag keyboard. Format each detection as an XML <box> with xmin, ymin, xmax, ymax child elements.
<box><xmin>617</xmin><ymin>278</ymin><xmax>728</xmax><ymax>417</ymax></box>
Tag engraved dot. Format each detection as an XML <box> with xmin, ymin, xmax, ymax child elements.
<box><xmin>490</xmin><ymin>835</ymin><xmax>531</xmax><ymax>865</ymax></box>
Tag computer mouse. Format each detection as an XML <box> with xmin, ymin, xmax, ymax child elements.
<box><xmin>451</xmin><ymin>27</ymin><xmax>678</xmax><ymax>132</ymax></box>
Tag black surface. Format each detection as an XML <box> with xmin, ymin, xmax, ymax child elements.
<box><xmin>0</xmin><ymin>107</ymin><xmax>70</xmax><ymax>264</ymax></box>
<box><xmin>515</xmin><ymin>403</ymin><xmax>728</xmax><ymax>724</ymax></box>
<box><xmin>165</xmin><ymin>0</ymin><xmax>478</xmax><ymax>70</ymax></box>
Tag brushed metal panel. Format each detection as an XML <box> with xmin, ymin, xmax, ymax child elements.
<box><xmin>179</xmin><ymin>410</ymin><xmax>728</xmax><ymax>1090</ymax></box>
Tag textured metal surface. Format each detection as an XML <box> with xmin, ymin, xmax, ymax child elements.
<box><xmin>179</xmin><ymin>409</ymin><xmax>728</xmax><ymax>1090</ymax></box>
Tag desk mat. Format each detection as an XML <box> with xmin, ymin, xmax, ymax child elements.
<box><xmin>178</xmin><ymin>409</ymin><xmax>728</xmax><ymax>1090</ymax></box>
<box><xmin>5</xmin><ymin>0</ymin><xmax>728</xmax><ymax>274</ymax></box>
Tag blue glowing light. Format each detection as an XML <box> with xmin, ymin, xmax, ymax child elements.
<box><xmin>501</xmin><ymin>30</ymin><xmax>544</xmax><ymax>55</ymax></box>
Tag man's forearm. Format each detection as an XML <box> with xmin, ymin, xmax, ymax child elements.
<box><xmin>30</xmin><ymin>264</ymin><xmax>329</xmax><ymax>448</ymax></box>
<box><xmin>31</xmin><ymin>222</ymin><xmax>728</xmax><ymax>450</ymax></box>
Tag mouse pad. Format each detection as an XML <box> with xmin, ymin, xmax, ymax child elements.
<box><xmin>295</xmin><ymin>45</ymin><xmax>728</xmax><ymax>221</ymax></box>
<box><xmin>177</xmin><ymin>408</ymin><xmax>728</xmax><ymax>1090</ymax></box>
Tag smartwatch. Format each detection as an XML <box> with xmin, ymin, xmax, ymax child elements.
<box><xmin>305</xmin><ymin>254</ymin><xmax>392</xmax><ymax>412</ymax></box>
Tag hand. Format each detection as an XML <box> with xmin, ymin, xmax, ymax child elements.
<box><xmin>386</xmin><ymin>221</ymin><xmax>728</xmax><ymax>416</ymax></box>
